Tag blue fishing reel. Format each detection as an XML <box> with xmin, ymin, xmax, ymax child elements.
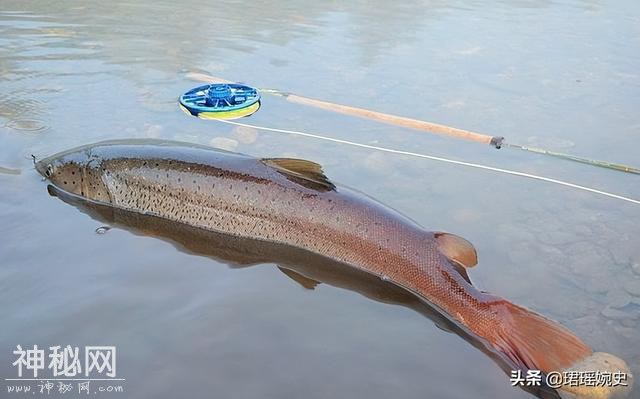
<box><xmin>179</xmin><ymin>83</ymin><xmax>261</xmax><ymax>120</ymax></box>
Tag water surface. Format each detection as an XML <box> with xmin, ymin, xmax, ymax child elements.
<box><xmin>1</xmin><ymin>1</ymin><xmax>639</xmax><ymax>398</ymax></box>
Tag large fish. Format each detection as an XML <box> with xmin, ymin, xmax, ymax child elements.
<box><xmin>36</xmin><ymin>139</ymin><xmax>631</xmax><ymax>399</ymax></box>
<box><xmin>43</xmin><ymin>184</ymin><xmax>560</xmax><ymax>398</ymax></box>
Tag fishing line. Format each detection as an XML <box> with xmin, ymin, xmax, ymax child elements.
<box><xmin>185</xmin><ymin>73</ymin><xmax>640</xmax><ymax>175</ymax></box>
<box><xmin>215</xmin><ymin>119</ymin><xmax>640</xmax><ymax>206</ymax></box>
<box><xmin>0</xmin><ymin>166</ymin><xmax>21</xmax><ymax>175</ymax></box>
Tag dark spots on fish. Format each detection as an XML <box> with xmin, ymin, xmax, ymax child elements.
<box><xmin>155</xmin><ymin>163</ymin><xmax>159</xmax><ymax>167</ymax></box>
<box><xmin>71</xmin><ymin>171</ymin><xmax>75</xmax><ymax>175</ymax></box>
<box><xmin>177</xmin><ymin>177</ymin><xmax>181</xmax><ymax>182</ymax></box>
<box><xmin>63</xmin><ymin>181</ymin><xmax>67</xmax><ymax>185</ymax></box>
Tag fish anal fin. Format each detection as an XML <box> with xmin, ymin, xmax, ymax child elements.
<box><xmin>262</xmin><ymin>158</ymin><xmax>335</xmax><ymax>192</ymax></box>
<box><xmin>433</xmin><ymin>320</ymin><xmax>455</xmax><ymax>334</ymax></box>
<box><xmin>278</xmin><ymin>266</ymin><xmax>320</xmax><ymax>290</ymax></box>
<box><xmin>435</xmin><ymin>232</ymin><xmax>478</xmax><ymax>268</ymax></box>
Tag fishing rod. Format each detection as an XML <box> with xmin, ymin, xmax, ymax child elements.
<box><xmin>176</xmin><ymin>80</ymin><xmax>639</xmax><ymax>206</ymax></box>
<box><xmin>184</xmin><ymin>72</ymin><xmax>640</xmax><ymax>175</ymax></box>
<box><xmin>216</xmin><ymin>118</ymin><xmax>640</xmax><ymax>206</ymax></box>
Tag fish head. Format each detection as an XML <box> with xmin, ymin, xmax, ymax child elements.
<box><xmin>36</xmin><ymin>147</ymin><xmax>111</xmax><ymax>203</ymax></box>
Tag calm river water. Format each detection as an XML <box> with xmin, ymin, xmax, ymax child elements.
<box><xmin>1</xmin><ymin>1</ymin><xmax>639</xmax><ymax>398</ymax></box>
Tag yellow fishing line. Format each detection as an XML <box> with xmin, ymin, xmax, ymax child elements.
<box><xmin>179</xmin><ymin>102</ymin><xmax>260</xmax><ymax>120</ymax></box>
<box><xmin>185</xmin><ymin>73</ymin><xmax>640</xmax><ymax>175</ymax></box>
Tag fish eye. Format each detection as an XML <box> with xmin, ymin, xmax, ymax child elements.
<box><xmin>45</xmin><ymin>164</ymin><xmax>53</xmax><ymax>177</ymax></box>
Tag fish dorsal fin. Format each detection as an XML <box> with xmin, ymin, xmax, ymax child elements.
<box><xmin>435</xmin><ymin>232</ymin><xmax>478</xmax><ymax>268</ymax></box>
<box><xmin>262</xmin><ymin>158</ymin><xmax>336</xmax><ymax>192</ymax></box>
<box><xmin>278</xmin><ymin>266</ymin><xmax>321</xmax><ymax>290</ymax></box>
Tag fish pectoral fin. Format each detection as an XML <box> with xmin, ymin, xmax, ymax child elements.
<box><xmin>278</xmin><ymin>266</ymin><xmax>321</xmax><ymax>290</ymax></box>
<box><xmin>262</xmin><ymin>158</ymin><xmax>336</xmax><ymax>192</ymax></box>
<box><xmin>434</xmin><ymin>232</ymin><xmax>478</xmax><ymax>268</ymax></box>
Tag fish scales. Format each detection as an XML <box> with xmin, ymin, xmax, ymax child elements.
<box><xmin>37</xmin><ymin>140</ymin><xmax>628</xmax><ymax>394</ymax></box>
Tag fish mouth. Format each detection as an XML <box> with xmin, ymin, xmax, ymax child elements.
<box><xmin>34</xmin><ymin>155</ymin><xmax>60</xmax><ymax>179</ymax></box>
<box><xmin>34</xmin><ymin>159</ymin><xmax>49</xmax><ymax>177</ymax></box>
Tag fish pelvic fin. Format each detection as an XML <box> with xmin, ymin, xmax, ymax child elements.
<box><xmin>487</xmin><ymin>300</ymin><xmax>592</xmax><ymax>374</ymax></box>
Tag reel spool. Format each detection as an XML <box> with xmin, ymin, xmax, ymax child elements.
<box><xmin>179</xmin><ymin>83</ymin><xmax>260</xmax><ymax>120</ymax></box>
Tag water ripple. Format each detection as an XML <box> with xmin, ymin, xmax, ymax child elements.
<box><xmin>4</xmin><ymin>118</ymin><xmax>48</xmax><ymax>133</ymax></box>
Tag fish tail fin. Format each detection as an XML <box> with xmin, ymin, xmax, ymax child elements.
<box><xmin>487</xmin><ymin>300</ymin><xmax>592</xmax><ymax>374</ymax></box>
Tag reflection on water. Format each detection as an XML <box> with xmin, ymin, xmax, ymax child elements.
<box><xmin>1</xmin><ymin>1</ymin><xmax>639</xmax><ymax>398</ymax></box>
<box><xmin>46</xmin><ymin>185</ymin><xmax>563</xmax><ymax>399</ymax></box>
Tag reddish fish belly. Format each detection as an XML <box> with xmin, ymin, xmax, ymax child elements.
<box><xmin>298</xmin><ymin>212</ymin><xmax>591</xmax><ymax>374</ymax></box>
